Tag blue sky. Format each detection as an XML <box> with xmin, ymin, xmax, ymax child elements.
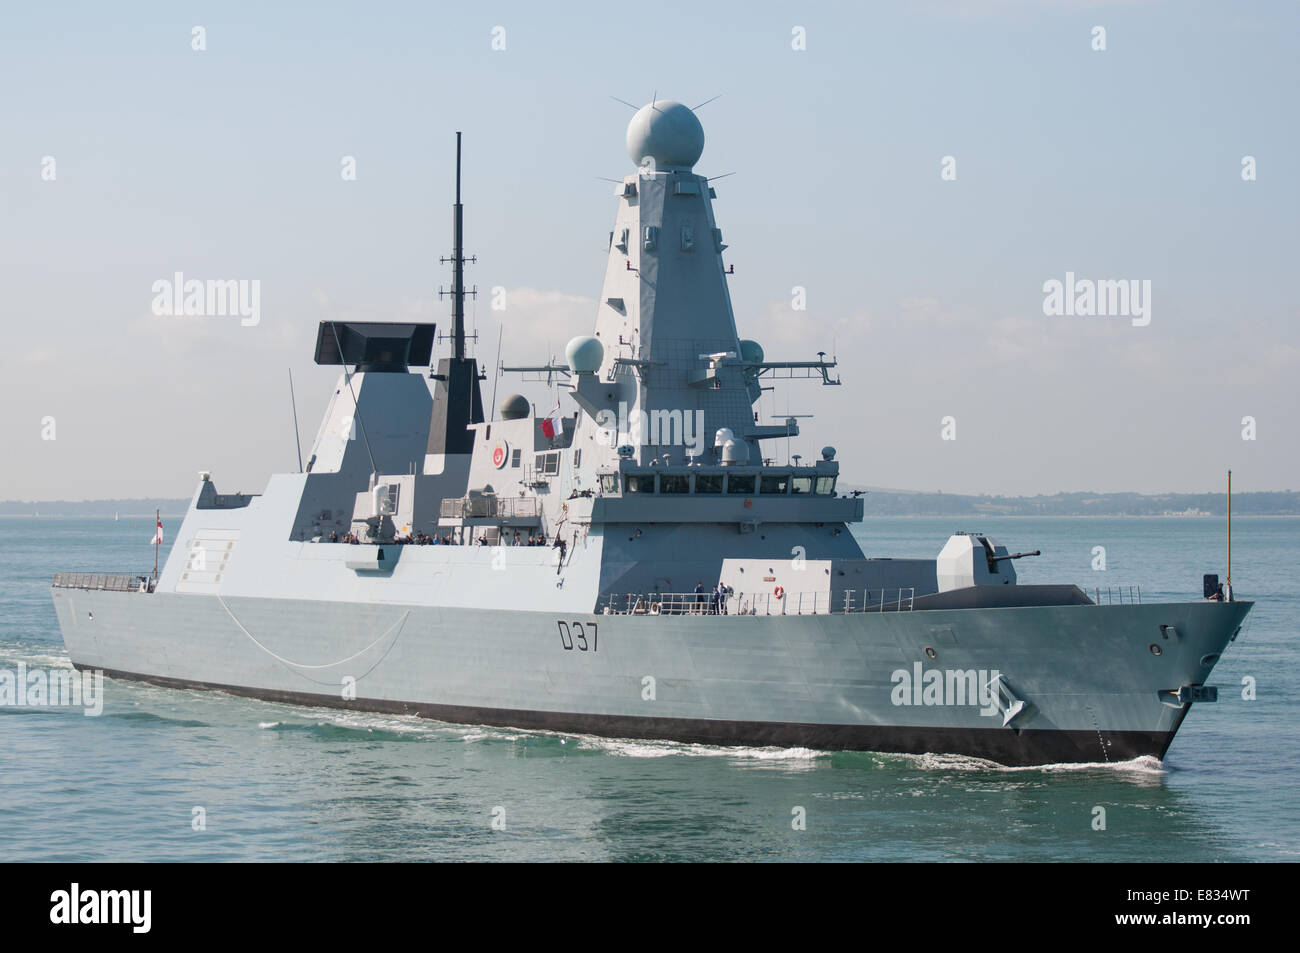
<box><xmin>2</xmin><ymin>0</ymin><xmax>1296</xmax><ymax>498</ymax></box>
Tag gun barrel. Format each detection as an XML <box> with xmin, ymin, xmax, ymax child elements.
<box><xmin>991</xmin><ymin>549</ymin><xmax>1041</xmax><ymax>562</ymax></box>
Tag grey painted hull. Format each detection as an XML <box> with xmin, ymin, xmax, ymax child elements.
<box><xmin>51</xmin><ymin>587</ymin><xmax>1249</xmax><ymax>766</ymax></box>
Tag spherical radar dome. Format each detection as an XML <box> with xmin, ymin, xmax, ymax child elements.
<box><xmin>565</xmin><ymin>335</ymin><xmax>604</xmax><ymax>374</ymax></box>
<box><xmin>626</xmin><ymin>101</ymin><xmax>705</xmax><ymax>171</ymax></box>
<box><xmin>499</xmin><ymin>394</ymin><xmax>530</xmax><ymax>420</ymax></box>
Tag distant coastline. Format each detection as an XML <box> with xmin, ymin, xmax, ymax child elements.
<box><xmin>848</xmin><ymin>489</ymin><xmax>1298</xmax><ymax>518</ymax></box>
<box><xmin>0</xmin><ymin>499</ymin><xmax>190</xmax><ymax>518</ymax></box>
<box><xmin>3</xmin><ymin>490</ymin><xmax>1298</xmax><ymax>519</ymax></box>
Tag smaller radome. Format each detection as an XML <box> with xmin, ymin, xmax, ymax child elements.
<box><xmin>498</xmin><ymin>394</ymin><xmax>530</xmax><ymax>420</ymax></box>
<box><xmin>625</xmin><ymin>101</ymin><xmax>705</xmax><ymax>170</ymax></box>
<box><xmin>566</xmin><ymin>335</ymin><xmax>604</xmax><ymax>374</ymax></box>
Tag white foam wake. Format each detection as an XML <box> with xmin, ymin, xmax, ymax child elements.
<box><xmin>574</xmin><ymin>735</ymin><xmax>825</xmax><ymax>762</ymax></box>
<box><xmin>893</xmin><ymin>751</ymin><xmax>1166</xmax><ymax>775</ymax></box>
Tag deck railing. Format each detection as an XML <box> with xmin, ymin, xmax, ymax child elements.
<box><xmin>1088</xmin><ymin>584</ymin><xmax>1142</xmax><ymax>605</ymax></box>
<box><xmin>600</xmin><ymin>588</ymin><xmax>916</xmax><ymax>616</ymax></box>
<box><xmin>439</xmin><ymin>496</ymin><xmax>542</xmax><ymax>520</ymax></box>
<box><xmin>52</xmin><ymin>572</ymin><xmax>155</xmax><ymax>593</ymax></box>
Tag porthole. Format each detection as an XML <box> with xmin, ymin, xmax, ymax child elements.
<box><xmin>1149</xmin><ymin>643</ymin><xmax>1162</xmax><ymax>657</ymax></box>
<box><xmin>924</xmin><ymin>646</ymin><xmax>937</xmax><ymax>659</ymax></box>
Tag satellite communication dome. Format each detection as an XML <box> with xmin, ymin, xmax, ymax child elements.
<box><xmin>714</xmin><ymin>427</ymin><xmax>734</xmax><ymax>448</ymax></box>
<box><xmin>626</xmin><ymin>101</ymin><xmax>705</xmax><ymax>170</ymax></box>
<box><xmin>721</xmin><ymin>439</ymin><xmax>750</xmax><ymax>466</ymax></box>
<box><xmin>565</xmin><ymin>335</ymin><xmax>604</xmax><ymax>374</ymax></box>
<box><xmin>739</xmin><ymin>340</ymin><xmax>764</xmax><ymax>365</ymax></box>
<box><xmin>499</xmin><ymin>394</ymin><xmax>530</xmax><ymax>420</ymax></box>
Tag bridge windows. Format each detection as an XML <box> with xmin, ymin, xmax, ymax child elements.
<box><xmin>606</xmin><ymin>470</ymin><xmax>836</xmax><ymax>497</ymax></box>
<box><xmin>660</xmin><ymin>474</ymin><xmax>689</xmax><ymax>493</ymax></box>
<box><xmin>726</xmin><ymin>474</ymin><xmax>756</xmax><ymax>495</ymax></box>
<box><xmin>624</xmin><ymin>474</ymin><xmax>654</xmax><ymax>494</ymax></box>
<box><xmin>695</xmin><ymin>474</ymin><xmax>723</xmax><ymax>494</ymax></box>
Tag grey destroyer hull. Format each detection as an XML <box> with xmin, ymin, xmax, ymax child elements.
<box><xmin>52</xmin><ymin>587</ymin><xmax>1249</xmax><ymax>766</ymax></box>
<box><xmin>47</xmin><ymin>109</ymin><xmax>1254</xmax><ymax>771</ymax></box>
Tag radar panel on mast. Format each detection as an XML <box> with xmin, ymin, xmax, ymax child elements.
<box><xmin>313</xmin><ymin>321</ymin><xmax>436</xmax><ymax>371</ymax></box>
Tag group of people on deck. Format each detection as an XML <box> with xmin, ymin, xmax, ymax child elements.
<box><xmin>324</xmin><ymin>528</ymin><xmax>547</xmax><ymax>547</ymax></box>
<box><xmin>506</xmin><ymin>531</ymin><xmax>550</xmax><ymax>546</ymax></box>
<box><xmin>694</xmin><ymin>580</ymin><xmax>733</xmax><ymax>615</ymax></box>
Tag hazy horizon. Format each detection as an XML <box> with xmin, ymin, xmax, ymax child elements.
<box><xmin>3</xmin><ymin>485</ymin><xmax>1294</xmax><ymax>507</ymax></box>
<box><xmin>3</xmin><ymin>1</ymin><xmax>1296</xmax><ymax>499</ymax></box>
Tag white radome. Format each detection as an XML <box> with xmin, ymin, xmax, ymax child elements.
<box><xmin>626</xmin><ymin>101</ymin><xmax>705</xmax><ymax>170</ymax></box>
<box><xmin>565</xmin><ymin>335</ymin><xmax>604</xmax><ymax>374</ymax></box>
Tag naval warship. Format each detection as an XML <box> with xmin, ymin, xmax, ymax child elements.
<box><xmin>51</xmin><ymin>102</ymin><xmax>1251</xmax><ymax>766</ymax></box>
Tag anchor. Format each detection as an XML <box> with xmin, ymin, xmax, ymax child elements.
<box><xmin>988</xmin><ymin>674</ymin><xmax>1029</xmax><ymax>727</ymax></box>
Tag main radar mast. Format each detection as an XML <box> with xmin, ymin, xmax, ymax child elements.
<box><xmin>426</xmin><ymin>132</ymin><xmax>486</xmax><ymax>463</ymax></box>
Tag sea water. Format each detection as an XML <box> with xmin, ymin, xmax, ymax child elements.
<box><xmin>0</xmin><ymin>516</ymin><xmax>1295</xmax><ymax>861</ymax></box>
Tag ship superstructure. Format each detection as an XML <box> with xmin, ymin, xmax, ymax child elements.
<box><xmin>50</xmin><ymin>103</ymin><xmax>1251</xmax><ymax>765</ymax></box>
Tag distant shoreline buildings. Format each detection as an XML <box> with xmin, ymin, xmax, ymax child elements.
<box><xmin>2</xmin><ymin>491</ymin><xmax>1297</xmax><ymax>519</ymax></box>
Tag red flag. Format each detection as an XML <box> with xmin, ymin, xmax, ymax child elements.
<box><xmin>540</xmin><ymin>402</ymin><xmax>562</xmax><ymax>439</ymax></box>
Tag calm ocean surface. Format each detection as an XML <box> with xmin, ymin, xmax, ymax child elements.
<box><xmin>0</xmin><ymin>515</ymin><xmax>1295</xmax><ymax>862</ymax></box>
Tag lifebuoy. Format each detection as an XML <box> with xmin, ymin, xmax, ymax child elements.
<box><xmin>773</xmin><ymin>586</ymin><xmax>784</xmax><ymax>599</ymax></box>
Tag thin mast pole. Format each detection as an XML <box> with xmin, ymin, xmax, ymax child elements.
<box><xmin>1227</xmin><ymin>469</ymin><xmax>1232</xmax><ymax>593</ymax></box>
<box><xmin>289</xmin><ymin>367</ymin><xmax>304</xmax><ymax>473</ymax></box>
<box><xmin>489</xmin><ymin>325</ymin><xmax>503</xmax><ymax>421</ymax></box>
<box><xmin>154</xmin><ymin>507</ymin><xmax>159</xmax><ymax>580</ymax></box>
<box><xmin>453</xmin><ymin>131</ymin><xmax>465</xmax><ymax>361</ymax></box>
